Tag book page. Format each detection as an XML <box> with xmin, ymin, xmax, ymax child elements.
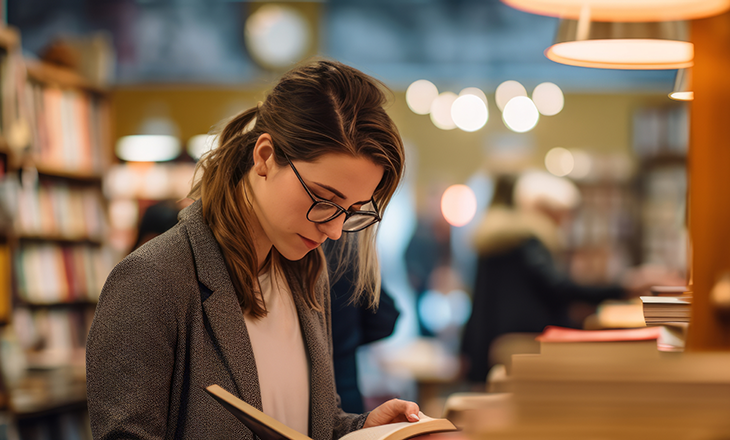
<box><xmin>340</xmin><ymin>414</ymin><xmax>456</xmax><ymax>440</ymax></box>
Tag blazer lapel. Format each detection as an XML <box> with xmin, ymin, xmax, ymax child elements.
<box><xmin>286</xmin><ymin>270</ymin><xmax>334</xmax><ymax>440</ymax></box>
<box><xmin>181</xmin><ymin>200</ymin><xmax>263</xmax><ymax>411</ymax></box>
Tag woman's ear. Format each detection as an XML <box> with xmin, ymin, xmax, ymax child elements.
<box><xmin>252</xmin><ymin>133</ymin><xmax>274</xmax><ymax>177</ymax></box>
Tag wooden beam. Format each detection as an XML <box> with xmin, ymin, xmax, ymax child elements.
<box><xmin>687</xmin><ymin>12</ymin><xmax>730</xmax><ymax>350</ymax></box>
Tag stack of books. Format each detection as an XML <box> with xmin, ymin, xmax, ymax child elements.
<box><xmin>641</xmin><ymin>295</ymin><xmax>691</xmax><ymax>325</ymax></box>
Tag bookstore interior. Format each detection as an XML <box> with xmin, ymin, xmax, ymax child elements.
<box><xmin>0</xmin><ymin>0</ymin><xmax>730</xmax><ymax>439</ymax></box>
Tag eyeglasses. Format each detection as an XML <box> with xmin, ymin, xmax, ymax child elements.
<box><xmin>284</xmin><ymin>155</ymin><xmax>381</xmax><ymax>233</ymax></box>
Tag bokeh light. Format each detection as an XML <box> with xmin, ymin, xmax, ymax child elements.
<box><xmin>459</xmin><ymin>87</ymin><xmax>488</xmax><ymax>106</ymax></box>
<box><xmin>115</xmin><ymin>135</ymin><xmax>181</xmax><ymax>162</ymax></box>
<box><xmin>245</xmin><ymin>4</ymin><xmax>310</xmax><ymax>69</ymax></box>
<box><xmin>569</xmin><ymin>149</ymin><xmax>593</xmax><ymax>179</ymax></box>
<box><xmin>451</xmin><ymin>94</ymin><xmax>489</xmax><ymax>132</ymax></box>
<box><xmin>418</xmin><ymin>289</ymin><xmax>473</xmax><ymax>334</ymax></box>
<box><xmin>406</xmin><ymin>79</ymin><xmax>439</xmax><ymax>115</ymax></box>
<box><xmin>495</xmin><ymin>80</ymin><xmax>527</xmax><ymax>112</ymax></box>
<box><xmin>545</xmin><ymin>147</ymin><xmax>575</xmax><ymax>177</ymax></box>
<box><xmin>532</xmin><ymin>82</ymin><xmax>564</xmax><ymax>116</ymax></box>
<box><xmin>502</xmin><ymin>96</ymin><xmax>540</xmax><ymax>133</ymax></box>
<box><xmin>441</xmin><ymin>184</ymin><xmax>477</xmax><ymax>227</ymax></box>
<box><xmin>430</xmin><ymin>92</ymin><xmax>459</xmax><ymax>130</ymax></box>
<box><xmin>187</xmin><ymin>134</ymin><xmax>217</xmax><ymax>160</ymax></box>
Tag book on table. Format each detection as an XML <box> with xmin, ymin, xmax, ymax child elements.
<box><xmin>534</xmin><ymin>325</ymin><xmax>686</xmax><ymax>357</ymax></box>
<box><xmin>205</xmin><ymin>384</ymin><xmax>458</xmax><ymax>440</ymax></box>
<box><xmin>640</xmin><ymin>295</ymin><xmax>691</xmax><ymax>324</ymax></box>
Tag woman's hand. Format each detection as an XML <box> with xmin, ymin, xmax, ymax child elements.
<box><xmin>363</xmin><ymin>398</ymin><xmax>421</xmax><ymax>428</ymax></box>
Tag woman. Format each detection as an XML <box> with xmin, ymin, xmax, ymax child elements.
<box><xmin>86</xmin><ymin>60</ymin><xmax>420</xmax><ymax>439</ymax></box>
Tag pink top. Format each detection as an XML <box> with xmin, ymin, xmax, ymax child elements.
<box><xmin>244</xmin><ymin>270</ymin><xmax>310</xmax><ymax>435</ymax></box>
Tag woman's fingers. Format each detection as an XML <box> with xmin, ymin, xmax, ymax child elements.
<box><xmin>363</xmin><ymin>399</ymin><xmax>421</xmax><ymax>428</ymax></box>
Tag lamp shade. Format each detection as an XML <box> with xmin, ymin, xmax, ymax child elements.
<box><xmin>545</xmin><ymin>19</ymin><xmax>693</xmax><ymax>69</ymax></box>
<box><xmin>501</xmin><ymin>0</ymin><xmax>730</xmax><ymax>22</ymax></box>
<box><xmin>669</xmin><ymin>68</ymin><xmax>693</xmax><ymax>101</ymax></box>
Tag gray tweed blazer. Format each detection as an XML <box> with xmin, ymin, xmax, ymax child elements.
<box><xmin>86</xmin><ymin>199</ymin><xmax>367</xmax><ymax>439</ymax></box>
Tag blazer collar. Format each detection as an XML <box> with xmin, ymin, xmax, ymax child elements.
<box><xmin>179</xmin><ymin>199</ymin><xmax>263</xmax><ymax>411</ymax></box>
<box><xmin>180</xmin><ymin>200</ymin><xmax>334</xmax><ymax>438</ymax></box>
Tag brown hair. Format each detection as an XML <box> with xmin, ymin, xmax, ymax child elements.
<box><xmin>189</xmin><ymin>60</ymin><xmax>405</xmax><ymax>318</ymax></box>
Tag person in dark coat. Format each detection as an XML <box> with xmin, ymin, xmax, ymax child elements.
<box><xmin>329</xmin><ymin>262</ymin><xmax>400</xmax><ymax>413</ymax></box>
<box><xmin>460</xmin><ymin>172</ymin><xmax>627</xmax><ymax>384</ymax></box>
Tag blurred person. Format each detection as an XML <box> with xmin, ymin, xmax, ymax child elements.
<box><xmin>460</xmin><ymin>171</ymin><xmax>680</xmax><ymax>384</ymax></box>
<box><xmin>86</xmin><ymin>60</ymin><xmax>421</xmax><ymax>439</ymax></box>
<box><xmin>130</xmin><ymin>200</ymin><xmax>183</xmax><ymax>252</ymax></box>
<box><xmin>324</xmin><ymin>240</ymin><xmax>400</xmax><ymax>413</ymax></box>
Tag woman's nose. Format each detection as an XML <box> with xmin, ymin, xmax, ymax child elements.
<box><xmin>317</xmin><ymin>215</ymin><xmax>345</xmax><ymax>241</ymax></box>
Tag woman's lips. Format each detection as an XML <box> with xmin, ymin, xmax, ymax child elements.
<box><xmin>299</xmin><ymin>234</ymin><xmax>320</xmax><ymax>250</ymax></box>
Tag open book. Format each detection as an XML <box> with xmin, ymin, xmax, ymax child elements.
<box><xmin>205</xmin><ymin>384</ymin><xmax>458</xmax><ymax>440</ymax></box>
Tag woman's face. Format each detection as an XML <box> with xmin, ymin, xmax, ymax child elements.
<box><xmin>248</xmin><ymin>134</ymin><xmax>384</xmax><ymax>262</ymax></box>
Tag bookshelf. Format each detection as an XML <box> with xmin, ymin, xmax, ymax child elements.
<box><xmin>0</xmin><ymin>26</ymin><xmax>113</xmax><ymax>439</ymax></box>
<box><xmin>632</xmin><ymin>104</ymin><xmax>689</xmax><ymax>280</ymax></box>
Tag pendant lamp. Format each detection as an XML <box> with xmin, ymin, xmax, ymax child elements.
<box><xmin>501</xmin><ymin>0</ymin><xmax>730</xmax><ymax>22</ymax></box>
<box><xmin>669</xmin><ymin>68</ymin><xmax>693</xmax><ymax>101</ymax></box>
<box><xmin>545</xmin><ymin>18</ymin><xmax>693</xmax><ymax>69</ymax></box>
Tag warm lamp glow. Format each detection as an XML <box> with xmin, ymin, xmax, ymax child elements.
<box><xmin>532</xmin><ymin>82</ymin><xmax>564</xmax><ymax>116</ymax></box>
<box><xmin>430</xmin><ymin>92</ymin><xmax>458</xmax><ymax>130</ymax></box>
<box><xmin>496</xmin><ymin>80</ymin><xmax>527</xmax><ymax>112</ymax></box>
<box><xmin>406</xmin><ymin>79</ymin><xmax>439</xmax><ymax>115</ymax></box>
<box><xmin>547</xmin><ymin>39</ymin><xmax>694</xmax><ymax>70</ymax></box>
<box><xmin>545</xmin><ymin>20</ymin><xmax>693</xmax><ymax>70</ymax></box>
<box><xmin>451</xmin><ymin>95</ymin><xmax>489</xmax><ymax>132</ymax></box>
<box><xmin>116</xmin><ymin>135</ymin><xmax>181</xmax><ymax>162</ymax></box>
<box><xmin>501</xmin><ymin>0</ymin><xmax>730</xmax><ymax>22</ymax></box>
<box><xmin>545</xmin><ymin>147</ymin><xmax>574</xmax><ymax>177</ymax></box>
<box><xmin>441</xmin><ymin>185</ymin><xmax>477</xmax><ymax>227</ymax></box>
<box><xmin>669</xmin><ymin>68</ymin><xmax>693</xmax><ymax>101</ymax></box>
<box><xmin>502</xmin><ymin>96</ymin><xmax>540</xmax><ymax>133</ymax></box>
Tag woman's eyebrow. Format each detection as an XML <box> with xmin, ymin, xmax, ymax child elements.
<box><xmin>312</xmin><ymin>181</ymin><xmax>369</xmax><ymax>205</ymax></box>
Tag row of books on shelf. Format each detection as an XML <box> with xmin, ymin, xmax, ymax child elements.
<box><xmin>25</xmin><ymin>80</ymin><xmax>108</xmax><ymax>174</ymax></box>
<box><xmin>15</xmin><ymin>242</ymin><xmax>114</xmax><ymax>304</ymax></box>
<box><xmin>15</xmin><ymin>180</ymin><xmax>106</xmax><ymax>240</ymax></box>
<box><xmin>632</xmin><ymin>105</ymin><xmax>688</xmax><ymax>159</ymax></box>
<box><xmin>12</xmin><ymin>307</ymin><xmax>92</xmax><ymax>367</ymax></box>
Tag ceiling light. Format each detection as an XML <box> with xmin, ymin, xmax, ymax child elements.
<box><xmin>116</xmin><ymin>135</ymin><xmax>181</xmax><ymax>162</ymax></box>
<box><xmin>501</xmin><ymin>0</ymin><xmax>730</xmax><ymax>22</ymax></box>
<box><xmin>406</xmin><ymin>80</ymin><xmax>439</xmax><ymax>115</ymax></box>
<box><xmin>187</xmin><ymin>134</ymin><xmax>218</xmax><ymax>160</ymax></box>
<box><xmin>459</xmin><ymin>87</ymin><xmax>488</xmax><ymax>106</ymax></box>
<box><xmin>502</xmin><ymin>96</ymin><xmax>540</xmax><ymax>133</ymax></box>
<box><xmin>669</xmin><ymin>68</ymin><xmax>693</xmax><ymax>101</ymax></box>
<box><xmin>451</xmin><ymin>94</ymin><xmax>489</xmax><ymax>132</ymax></box>
<box><xmin>532</xmin><ymin>82</ymin><xmax>564</xmax><ymax>116</ymax></box>
<box><xmin>244</xmin><ymin>4</ymin><xmax>311</xmax><ymax>70</ymax></box>
<box><xmin>495</xmin><ymin>80</ymin><xmax>527</xmax><ymax>112</ymax></box>
<box><xmin>545</xmin><ymin>19</ymin><xmax>693</xmax><ymax>69</ymax></box>
<box><xmin>430</xmin><ymin>92</ymin><xmax>458</xmax><ymax>130</ymax></box>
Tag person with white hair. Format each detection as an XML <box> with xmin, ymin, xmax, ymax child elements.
<box><xmin>461</xmin><ymin>170</ymin><xmax>656</xmax><ymax>385</ymax></box>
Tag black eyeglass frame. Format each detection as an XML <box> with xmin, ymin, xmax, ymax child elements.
<box><xmin>284</xmin><ymin>154</ymin><xmax>382</xmax><ymax>233</ymax></box>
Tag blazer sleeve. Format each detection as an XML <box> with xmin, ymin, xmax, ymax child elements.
<box><xmin>318</xmin><ymin>271</ymin><xmax>370</xmax><ymax>439</ymax></box>
<box><xmin>86</xmin><ymin>255</ymin><xmax>180</xmax><ymax>440</ymax></box>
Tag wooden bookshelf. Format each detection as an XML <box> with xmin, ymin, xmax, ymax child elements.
<box><xmin>35</xmin><ymin>164</ymin><xmax>104</xmax><ymax>181</ymax></box>
<box><xmin>0</xmin><ymin>27</ymin><xmax>115</xmax><ymax>438</ymax></box>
